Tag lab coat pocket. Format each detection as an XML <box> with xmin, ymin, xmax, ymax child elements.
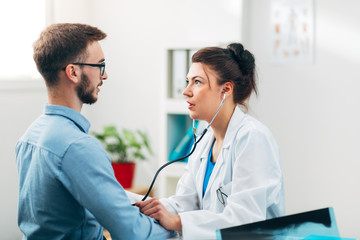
<box><xmin>216</xmin><ymin>182</ymin><xmax>232</xmax><ymax>208</ymax></box>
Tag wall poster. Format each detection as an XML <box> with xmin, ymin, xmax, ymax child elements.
<box><xmin>270</xmin><ymin>0</ymin><xmax>314</xmax><ymax>64</ymax></box>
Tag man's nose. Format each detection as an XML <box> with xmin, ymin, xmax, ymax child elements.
<box><xmin>102</xmin><ymin>70</ymin><xmax>108</xmax><ymax>80</ymax></box>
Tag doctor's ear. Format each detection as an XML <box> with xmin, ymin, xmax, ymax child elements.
<box><xmin>221</xmin><ymin>82</ymin><xmax>234</xmax><ymax>95</ymax></box>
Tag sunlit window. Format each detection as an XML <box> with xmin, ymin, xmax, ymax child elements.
<box><xmin>0</xmin><ymin>1</ymin><xmax>45</xmax><ymax>80</ymax></box>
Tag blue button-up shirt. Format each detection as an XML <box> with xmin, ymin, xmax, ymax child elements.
<box><xmin>15</xmin><ymin>105</ymin><xmax>171</xmax><ymax>240</ymax></box>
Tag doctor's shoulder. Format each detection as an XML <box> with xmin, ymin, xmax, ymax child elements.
<box><xmin>233</xmin><ymin>114</ymin><xmax>278</xmax><ymax>149</ymax></box>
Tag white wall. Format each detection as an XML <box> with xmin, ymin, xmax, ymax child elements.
<box><xmin>244</xmin><ymin>0</ymin><xmax>360</xmax><ymax>238</ymax></box>
<box><xmin>2</xmin><ymin>0</ymin><xmax>359</xmax><ymax>239</ymax></box>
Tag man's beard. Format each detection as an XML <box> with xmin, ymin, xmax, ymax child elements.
<box><xmin>76</xmin><ymin>73</ymin><xmax>98</xmax><ymax>104</ymax></box>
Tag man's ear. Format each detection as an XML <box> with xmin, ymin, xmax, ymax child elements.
<box><xmin>64</xmin><ymin>64</ymin><xmax>80</xmax><ymax>84</ymax></box>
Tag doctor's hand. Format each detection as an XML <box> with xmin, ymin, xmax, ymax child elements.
<box><xmin>135</xmin><ymin>198</ymin><xmax>182</xmax><ymax>232</ymax></box>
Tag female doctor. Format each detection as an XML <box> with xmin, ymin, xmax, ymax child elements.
<box><xmin>136</xmin><ymin>43</ymin><xmax>285</xmax><ymax>239</ymax></box>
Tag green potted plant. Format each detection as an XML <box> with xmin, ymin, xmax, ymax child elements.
<box><xmin>92</xmin><ymin>125</ymin><xmax>153</xmax><ymax>188</ymax></box>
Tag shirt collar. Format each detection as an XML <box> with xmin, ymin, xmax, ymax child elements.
<box><xmin>44</xmin><ymin>104</ymin><xmax>91</xmax><ymax>133</ymax></box>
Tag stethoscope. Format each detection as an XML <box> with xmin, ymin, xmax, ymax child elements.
<box><xmin>138</xmin><ymin>90</ymin><xmax>226</xmax><ymax>202</ymax></box>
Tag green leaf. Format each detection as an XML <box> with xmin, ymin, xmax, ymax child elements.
<box><xmin>91</xmin><ymin>125</ymin><xmax>153</xmax><ymax>163</ymax></box>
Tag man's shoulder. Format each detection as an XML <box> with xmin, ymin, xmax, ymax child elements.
<box><xmin>20</xmin><ymin>114</ymin><xmax>92</xmax><ymax>158</ymax></box>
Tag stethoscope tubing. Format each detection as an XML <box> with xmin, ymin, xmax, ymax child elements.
<box><xmin>139</xmin><ymin>128</ymin><xmax>208</xmax><ymax>202</ymax></box>
<box><xmin>135</xmin><ymin>92</ymin><xmax>226</xmax><ymax>204</ymax></box>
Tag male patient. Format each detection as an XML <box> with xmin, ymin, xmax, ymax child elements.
<box><xmin>15</xmin><ymin>23</ymin><xmax>172</xmax><ymax>240</ymax></box>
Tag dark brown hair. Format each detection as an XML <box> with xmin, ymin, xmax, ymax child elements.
<box><xmin>33</xmin><ymin>23</ymin><xmax>107</xmax><ymax>87</ymax></box>
<box><xmin>192</xmin><ymin>43</ymin><xmax>257</xmax><ymax>109</ymax></box>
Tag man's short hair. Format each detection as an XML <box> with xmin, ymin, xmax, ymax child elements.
<box><xmin>33</xmin><ymin>23</ymin><xmax>107</xmax><ymax>87</ymax></box>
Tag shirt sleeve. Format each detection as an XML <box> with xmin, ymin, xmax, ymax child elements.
<box><xmin>59</xmin><ymin>136</ymin><xmax>173</xmax><ymax>240</ymax></box>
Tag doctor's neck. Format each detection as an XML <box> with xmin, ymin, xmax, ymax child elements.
<box><xmin>210</xmin><ymin>103</ymin><xmax>236</xmax><ymax>141</ymax></box>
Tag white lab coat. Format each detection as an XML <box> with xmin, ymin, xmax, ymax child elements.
<box><xmin>160</xmin><ymin>106</ymin><xmax>285</xmax><ymax>240</ymax></box>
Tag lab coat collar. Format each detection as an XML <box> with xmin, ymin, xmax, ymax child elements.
<box><xmin>222</xmin><ymin>106</ymin><xmax>245</xmax><ymax>148</ymax></box>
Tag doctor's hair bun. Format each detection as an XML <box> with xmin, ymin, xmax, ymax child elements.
<box><xmin>227</xmin><ymin>43</ymin><xmax>255</xmax><ymax>78</ymax></box>
<box><xmin>226</xmin><ymin>43</ymin><xmax>257</xmax><ymax>104</ymax></box>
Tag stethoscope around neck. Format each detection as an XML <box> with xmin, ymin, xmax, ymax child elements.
<box><xmin>136</xmin><ymin>91</ymin><xmax>226</xmax><ymax>203</ymax></box>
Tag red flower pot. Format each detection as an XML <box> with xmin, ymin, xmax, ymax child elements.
<box><xmin>111</xmin><ymin>162</ymin><xmax>136</xmax><ymax>189</ymax></box>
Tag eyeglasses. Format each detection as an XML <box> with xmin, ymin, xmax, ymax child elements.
<box><xmin>216</xmin><ymin>187</ymin><xmax>228</xmax><ymax>207</ymax></box>
<box><xmin>62</xmin><ymin>62</ymin><xmax>106</xmax><ymax>76</ymax></box>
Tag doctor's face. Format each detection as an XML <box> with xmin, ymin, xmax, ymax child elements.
<box><xmin>183</xmin><ymin>63</ymin><xmax>224</xmax><ymax>122</ymax></box>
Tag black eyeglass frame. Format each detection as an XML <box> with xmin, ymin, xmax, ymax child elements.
<box><xmin>62</xmin><ymin>62</ymin><xmax>105</xmax><ymax>76</ymax></box>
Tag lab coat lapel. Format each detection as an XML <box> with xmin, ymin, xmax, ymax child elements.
<box><xmin>203</xmin><ymin>106</ymin><xmax>245</xmax><ymax>200</ymax></box>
